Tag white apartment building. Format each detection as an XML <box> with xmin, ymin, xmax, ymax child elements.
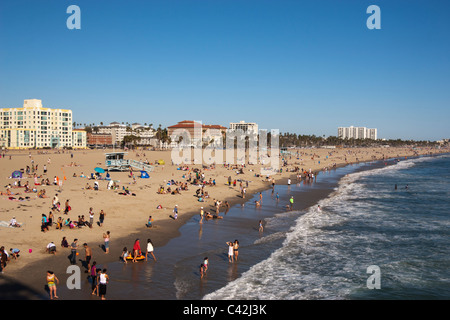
<box><xmin>0</xmin><ymin>99</ymin><xmax>82</xmax><ymax>149</ymax></box>
<box><xmin>229</xmin><ymin>121</ymin><xmax>259</xmax><ymax>134</ymax></box>
<box><xmin>338</xmin><ymin>126</ymin><xmax>378</xmax><ymax>140</ymax></box>
<box><xmin>130</xmin><ymin>123</ymin><xmax>156</xmax><ymax>145</ymax></box>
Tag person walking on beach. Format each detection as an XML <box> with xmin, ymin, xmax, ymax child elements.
<box><xmin>145</xmin><ymin>239</ymin><xmax>157</xmax><ymax>262</ymax></box>
<box><xmin>226</xmin><ymin>241</ymin><xmax>234</xmax><ymax>263</ymax></box>
<box><xmin>98</xmin><ymin>269</ymin><xmax>109</xmax><ymax>300</ymax></box>
<box><xmin>132</xmin><ymin>239</ymin><xmax>141</xmax><ymax>262</ymax></box>
<box><xmin>103</xmin><ymin>231</ymin><xmax>110</xmax><ymax>254</ymax></box>
<box><xmin>92</xmin><ymin>268</ymin><xmax>101</xmax><ymax>296</ymax></box>
<box><xmin>64</xmin><ymin>199</ymin><xmax>70</xmax><ymax>215</ymax></box>
<box><xmin>289</xmin><ymin>196</ymin><xmax>294</xmax><ymax>210</ymax></box>
<box><xmin>46</xmin><ymin>271</ymin><xmax>59</xmax><ymax>300</ymax></box>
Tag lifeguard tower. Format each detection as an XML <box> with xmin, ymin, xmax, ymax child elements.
<box><xmin>105</xmin><ymin>152</ymin><xmax>154</xmax><ymax>172</ymax></box>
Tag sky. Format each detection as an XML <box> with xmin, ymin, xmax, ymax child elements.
<box><xmin>0</xmin><ymin>0</ymin><xmax>449</xmax><ymax>141</ymax></box>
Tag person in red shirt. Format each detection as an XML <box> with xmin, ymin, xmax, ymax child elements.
<box><xmin>132</xmin><ymin>239</ymin><xmax>141</xmax><ymax>263</ymax></box>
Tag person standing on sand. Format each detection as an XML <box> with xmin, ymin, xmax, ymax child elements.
<box><xmin>84</xmin><ymin>243</ymin><xmax>92</xmax><ymax>273</ymax></box>
<box><xmin>70</xmin><ymin>239</ymin><xmax>78</xmax><ymax>265</ymax></box>
<box><xmin>98</xmin><ymin>269</ymin><xmax>109</xmax><ymax>300</ymax></box>
<box><xmin>46</xmin><ymin>271</ymin><xmax>59</xmax><ymax>299</ymax></box>
<box><xmin>89</xmin><ymin>208</ymin><xmax>94</xmax><ymax>228</ymax></box>
<box><xmin>103</xmin><ymin>231</ymin><xmax>110</xmax><ymax>254</ymax></box>
<box><xmin>99</xmin><ymin>210</ymin><xmax>106</xmax><ymax>226</ymax></box>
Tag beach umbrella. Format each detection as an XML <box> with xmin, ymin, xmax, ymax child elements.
<box><xmin>11</xmin><ymin>170</ymin><xmax>22</xmax><ymax>178</ymax></box>
<box><xmin>95</xmin><ymin>167</ymin><xmax>105</xmax><ymax>173</ymax></box>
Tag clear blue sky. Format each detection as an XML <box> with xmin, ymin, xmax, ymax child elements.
<box><xmin>1</xmin><ymin>0</ymin><xmax>449</xmax><ymax>140</ymax></box>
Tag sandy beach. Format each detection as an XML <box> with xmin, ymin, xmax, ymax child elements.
<box><xmin>0</xmin><ymin>145</ymin><xmax>447</xmax><ymax>299</ymax></box>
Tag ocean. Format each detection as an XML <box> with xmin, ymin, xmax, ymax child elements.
<box><xmin>204</xmin><ymin>154</ymin><xmax>450</xmax><ymax>300</ymax></box>
<box><xmin>55</xmin><ymin>154</ymin><xmax>450</xmax><ymax>300</ymax></box>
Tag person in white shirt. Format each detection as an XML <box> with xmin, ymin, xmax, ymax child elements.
<box><xmin>98</xmin><ymin>269</ymin><xmax>109</xmax><ymax>300</ymax></box>
<box><xmin>9</xmin><ymin>217</ymin><xmax>21</xmax><ymax>227</ymax></box>
<box><xmin>145</xmin><ymin>239</ymin><xmax>157</xmax><ymax>261</ymax></box>
<box><xmin>46</xmin><ymin>242</ymin><xmax>56</xmax><ymax>254</ymax></box>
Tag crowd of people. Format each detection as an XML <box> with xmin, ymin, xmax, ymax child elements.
<box><xmin>1</xmin><ymin>150</ymin><xmax>321</xmax><ymax>300</ymax></box>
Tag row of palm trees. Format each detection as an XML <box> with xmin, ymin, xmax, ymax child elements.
<box><xmin>277</xmin><ymin>132</ymin><xmax>441</xmax><ymax>148</ymax></box>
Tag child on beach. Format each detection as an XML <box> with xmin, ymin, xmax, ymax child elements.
<box><xmin>173</xmin><ymin>205</ymin><xmax>178</xmax><ymax>220</ymax></box>
<box><xmin>146</xmin><ymin>216</ymin><xmax>153</xmax><ymax>228</ymax></box>
<box><xmin>46</xmin><ymin>271</ymin><xmax>59</xmax><ymax>299</ymax></box>
<box><xmin>259</xmin><ymin>220</ymin><xmax>264</xmax><ymax>233</ymax></box>
<box><xmin>200</xmin><ymin>257</ymin><xmax>208</xmax><ymax>279</ymax></box>
<box><xmin>121</xmin><ymin>247</ymin><xmax>129</xmax><ymax>263</ymax></box>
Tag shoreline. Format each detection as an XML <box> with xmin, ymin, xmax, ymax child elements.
<box><xmin>0</xmin><ymin>148</ymin><xmax>447</xmax><ymax>299</ymax></box>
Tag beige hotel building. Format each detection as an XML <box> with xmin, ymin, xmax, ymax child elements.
<box><xmin>0</xmin><ymin>99</ymin><xmax>86</xmax><ymax>149</ymax></box>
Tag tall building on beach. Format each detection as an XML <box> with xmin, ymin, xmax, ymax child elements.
<box><xmin>338</xmin><ymin>126</ymin><xmax>377</xmax><ymax>140</ymax></box>
<box><xmin>0</xmin><ymin>99</ymin><xmax>86</xmax><ymax>149</ymax></box>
